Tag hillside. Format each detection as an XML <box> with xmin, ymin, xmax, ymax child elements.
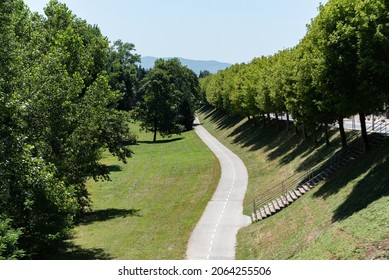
<box><xmin>140</xmin><ymin>56</ymin><xmax>232</xmax><ymax>74</ymax></box>
<box><xmin>197</xmin><ymin>106</ymin><xmax>389</xmax><ymax>260</ymax></box>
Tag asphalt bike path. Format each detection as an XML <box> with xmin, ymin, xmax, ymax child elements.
<box><xmin>186</xmin><ymin>117</ymin><xmax>251</xmax><ymax>260</ymax></box>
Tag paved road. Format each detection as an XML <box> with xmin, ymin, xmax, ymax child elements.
<box><xmin>275</xmin><ymin>113</ymin><xmax>389</xmax><ymax>134</ymax></box>
<box><xmin>186</xmin><ymin>117</ymin><xmax>251</xmax><ymax>260</ymax></box>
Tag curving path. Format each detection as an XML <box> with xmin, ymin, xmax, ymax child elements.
<box><xmin>186</xmin><ymin>117</ymin><xmax>251</xmax><ymax>260</ymax></box>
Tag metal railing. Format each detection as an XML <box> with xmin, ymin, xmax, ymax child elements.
<box><xmin>369</xmin><ymin>120</ymin><xmax>389</xmax><ymax>136</ymax></box>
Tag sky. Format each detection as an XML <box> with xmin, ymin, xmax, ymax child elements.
<box><xmin>23</xmin><ymin>0</ymin><xmax>328</xmax><ymax>64</ymax></box>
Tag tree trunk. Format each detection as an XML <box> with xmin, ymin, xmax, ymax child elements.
<box><xmin>338</xmin><ymin>117</ymin><xmax>348</xmax><ymax>149</ymax></box>
<box><xmin>275</xmin><ymin>113</ymin><xmax>280</xmax><ymax>129</ymax></box>
<box><xmin>303</xmin><ymin>125</ymin><xmax>308</xmax><ymax>140</ymax></box>
<box><xmin>359</xmin><ymin>112</ymin><xmax>369</xmax><ymax>153</ymax></box>
<box><xmin>261</xmin><ymin>113</ymin><xmax>266</xmax><ymax>128</ymax></box>
<box><xmin>253</xmin><ymin>116</ymin><xmax>257</xmax><ymax>125</ymax></box>
<box><xmin>294</xmin><ymin>123</ymin><xmax>299</xmax><ymax>134</ymax></box>
<box><xmin>266</xmin><ymin>112</ymin><xmax>271</xmax><ymax>126</ymax></box>
<box><xmin>313</xmin><ymin>127</ymin><xmax>318</xmax><ymax>145</ymax></box>
<box><xmin>153</xmin><ymin>114</ymin><xmax>158</xmax><ymax>142</ymax></box>
<box><xmin>286</xmin><ymin>112</ymin><xmax>290</xmax><ymax>131</ymax></box>
<box><xmin>324</xmin><ymin>122</ymin><xmax>330</xmax><ymax>146</ymax></box>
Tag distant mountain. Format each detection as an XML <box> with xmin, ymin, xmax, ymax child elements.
<box><xmin>140</xmin><ymin>56</ymin><xmax>232</xmax><ymax>74</ymax></box>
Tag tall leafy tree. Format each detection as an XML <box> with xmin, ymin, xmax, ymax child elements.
<box><xmin>310</xmin><ymin>0</ymin><xmax>389</xmax><ymax>151</ymax></box>
<box><xmin>1</xmin><ymin>0</ymin><xmax>140</xmax><ymax>259</ymax></box>
<box><xmin>199</xmin><ymin>70</ymin><xmax>211</xmax><ymax>78</ymax></box>
<box><xmin>1</xmin><ymin>0</ymin><xmax>77</xmax><ymax>259</ymax></box>
<box><xmin>136</xmin><ymin>67</ymin><xmax>182</xmax><ymax>142</ymax></box>
<box><xmin>135</xmin><ymin>58</ymin><xmax>200</xmax><ymax>141</ymax></box>
<box><xmin>152</xmin><ymin>58</ymin><xmax>201</xmax><ymax>130</ymax></box>
<box><xmin>19</xmin><ymin>0</ymin><xmax>134</xmax><ymax>213</ymax></box>
<box><xmin>254</xmin><ymin>56</ymin><xmax>275</xmax><ymax>124</ymax></box>
<box><xmin>354</xmin><ymin>0</ymin><xmax>389</xmax><ymax>148</ymax></box>
<box><xmin>106</xmin><ymin>40</ymin><xmax>141</xmax><ymax>110</ymax></box>
<box><xmin>204</xmin><ymin>71</ymin><xmax>226</xmax><ymax>109</ymax></box>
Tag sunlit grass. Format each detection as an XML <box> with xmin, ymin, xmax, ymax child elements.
<box><xmin>71</xmin><ymin>123</ymin><xmax>220</xmax><ymax>259</ymax></box>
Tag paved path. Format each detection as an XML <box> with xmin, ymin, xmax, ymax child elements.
<box><xmin>186</xmin><ymin>117</ymin><xmax>251</xmax><ymax>260</ymax></box>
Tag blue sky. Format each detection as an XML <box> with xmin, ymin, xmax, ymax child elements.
<box><xmin>23</xmin><ymin>0</ymin><xmax>328</xmax><ymax>64</ymax></box>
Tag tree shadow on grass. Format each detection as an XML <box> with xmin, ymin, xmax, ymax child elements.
<box><xmin>227</xmin><ymin>116</ymin><xmax>350</xmax><ymax>172</ymax></box>
<box><xmin>107</xmin><ymin>164</ymin><xmax>122</xmax><ymax>172</ymax></box>
<box><xmin>138</xmin><ymin>137</ymin><xmax>183</xmax><ymax>144</ymax></box>
<box><xmin>37</xmin><ymin>208</ymin><xmax>141</xmax><ymax>259</ymax></box>
<box><xmin>198</xmin><ymin>105</ymin><xmax>245</xmax><ymax>131</ymax></box>
<box><xmin>77</xmin><ymin>208</ymin><xmax>142</xmax><ymax>225</ymax></box>
<box><xmin>313</xmin><ymin>144</ymin><xmax>389</xmax><ymax>222</ymax></box>
<box><xmin>200</xmin><ymin>105</ymin><xmax>389</xmax><ymax>223</ymax></box>
<box><xmin>37</xmin><ymin>241</ymin><xmax>113</xmax><ymax>260</ymax></box>
<box><xmin>226</xmin><ymin>117</ymin><xmax>319</xmax><ymax>168</ymax></box>
<box><xmin>332</xmin><ymin>158</ymin><xmax>389</xmax><ymax>222</ymax></box>
<box><xmin>228</xmin><ymin>118</ymin><xmax>270</xmax><ymax>151</ymax></box>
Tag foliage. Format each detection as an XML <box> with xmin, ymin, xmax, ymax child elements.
<box><xmin>105</xmin><ymin>40</ymin><xmax>141</xmax><ymax>110</ymax></box>
<box><xmin>1</xmin><ymin>0</ymin><xmax>135</xmax><ymax>258</ymax></box>
<box><xmin>0</xmin><ymin>217</ymin><xmax>24</xmax><ymax>260</ymax></box>
<box><xmin>199</xmin><ymin>70</ymin><xmax>211</xmax><ymax>78</ymax></box>
<box><xmin>200</xmin><ymin>0</ymin><xmax>389</xmax><ymax>149</ymax></box>
<box><xmin>135</xmin><ymin>58</ymin><xmax>200</xmax><ymax>141</ymax></box>
<box><xmin>136</xmin><ymin>67</ymin><xmax>181</xmax><ymax>142</ymax></box>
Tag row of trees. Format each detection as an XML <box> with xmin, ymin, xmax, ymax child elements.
<box><xmin>201</xmin><ymin>0</ymin><xmax>389</xmax><ymax>151</ymax></box>
<box><xmin>0</xmin><ymin>0</ymin><xmax>139</xmax><ymax>258</ymax></box>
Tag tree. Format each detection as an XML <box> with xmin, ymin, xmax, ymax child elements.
<box><xmin>136</xmin><ymin>68</ymin><xmax>183</xmax><ymax>142</ymax></box>
<box><xmin>353</xmin><ymin>0</ymin><xmax>389</xmax><ymax>149</ymax></box>
<box><xmin>309</xmin><ymin>0</ymin><xmax>389</xmax><ymax>151</ymax></box>
<box><xmin>19</xmin><ymin>0</ymin><xmax>134</xmax><ymax>214</ymax></box>
<box><xmin>152</xmin><ymin>58</ymin><xmax>201</xmax><ymax>130</ymax></box>
<box><xmin>199</xmin><ymin>70</ymin><xmax>211</xmax><ymax>78</ymax></box>
<box><xmin>1</xmin><ymin>0</ymin><xmax>77</xmax><ymax>258</ymax></box>
<box><xmin>204</xmin><ymin>71</ymin><xmax>226</xmax><ymax>109</ymax></box>
<box><xmin>1</xmin><ymin>0</ymin><xmax>139</xmax><ymax>259</ymax></box>
<box><xmin>254</xmin><ymin>56</ymin><xmax>276</xmax><ymax>125</ymax></box>
<box><xmin>106</xmin><ymin>40</ymin><xmax>141</xmax><ymax>110</ymax></box>
<box><xmin>135</xmin><ymin>58</ymin><xmax>200</xmax><ymax>140</ymax></box>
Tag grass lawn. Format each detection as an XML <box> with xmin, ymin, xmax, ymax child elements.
<box><xmin>198</xmin><ymin>105</ymin><xmax>389</xmax><ymax>260</ymax></box>
<box><xmin>65</xmin><ymin>122</ymin><xmax>220</xmax><ymax>259</ymax></box>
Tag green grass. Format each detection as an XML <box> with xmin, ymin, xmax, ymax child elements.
<box><xmin>62</xmin><ymin>122</ymin><xmax>220</xmax><ymax>259</ymax></box>
<box><xmin>197</xmin><ymin>105</ymin><xmax>389</xmax><ymax>260</ymax></box>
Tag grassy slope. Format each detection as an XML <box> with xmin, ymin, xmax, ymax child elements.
<box><xmin>68</xmin><ymin>123</ymin><xmax>220</xmax><ymax>259</ymax></box>
<box><xmin>198</xmin><ymin>106</ymin><xmax>389</xmax><ymax>260</ymax></box>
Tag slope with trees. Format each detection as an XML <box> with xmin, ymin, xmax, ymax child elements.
<box><xmin>200</xmin><ymin>0</ymin><xmax>389</xmax><ymax>151</ymax></box>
